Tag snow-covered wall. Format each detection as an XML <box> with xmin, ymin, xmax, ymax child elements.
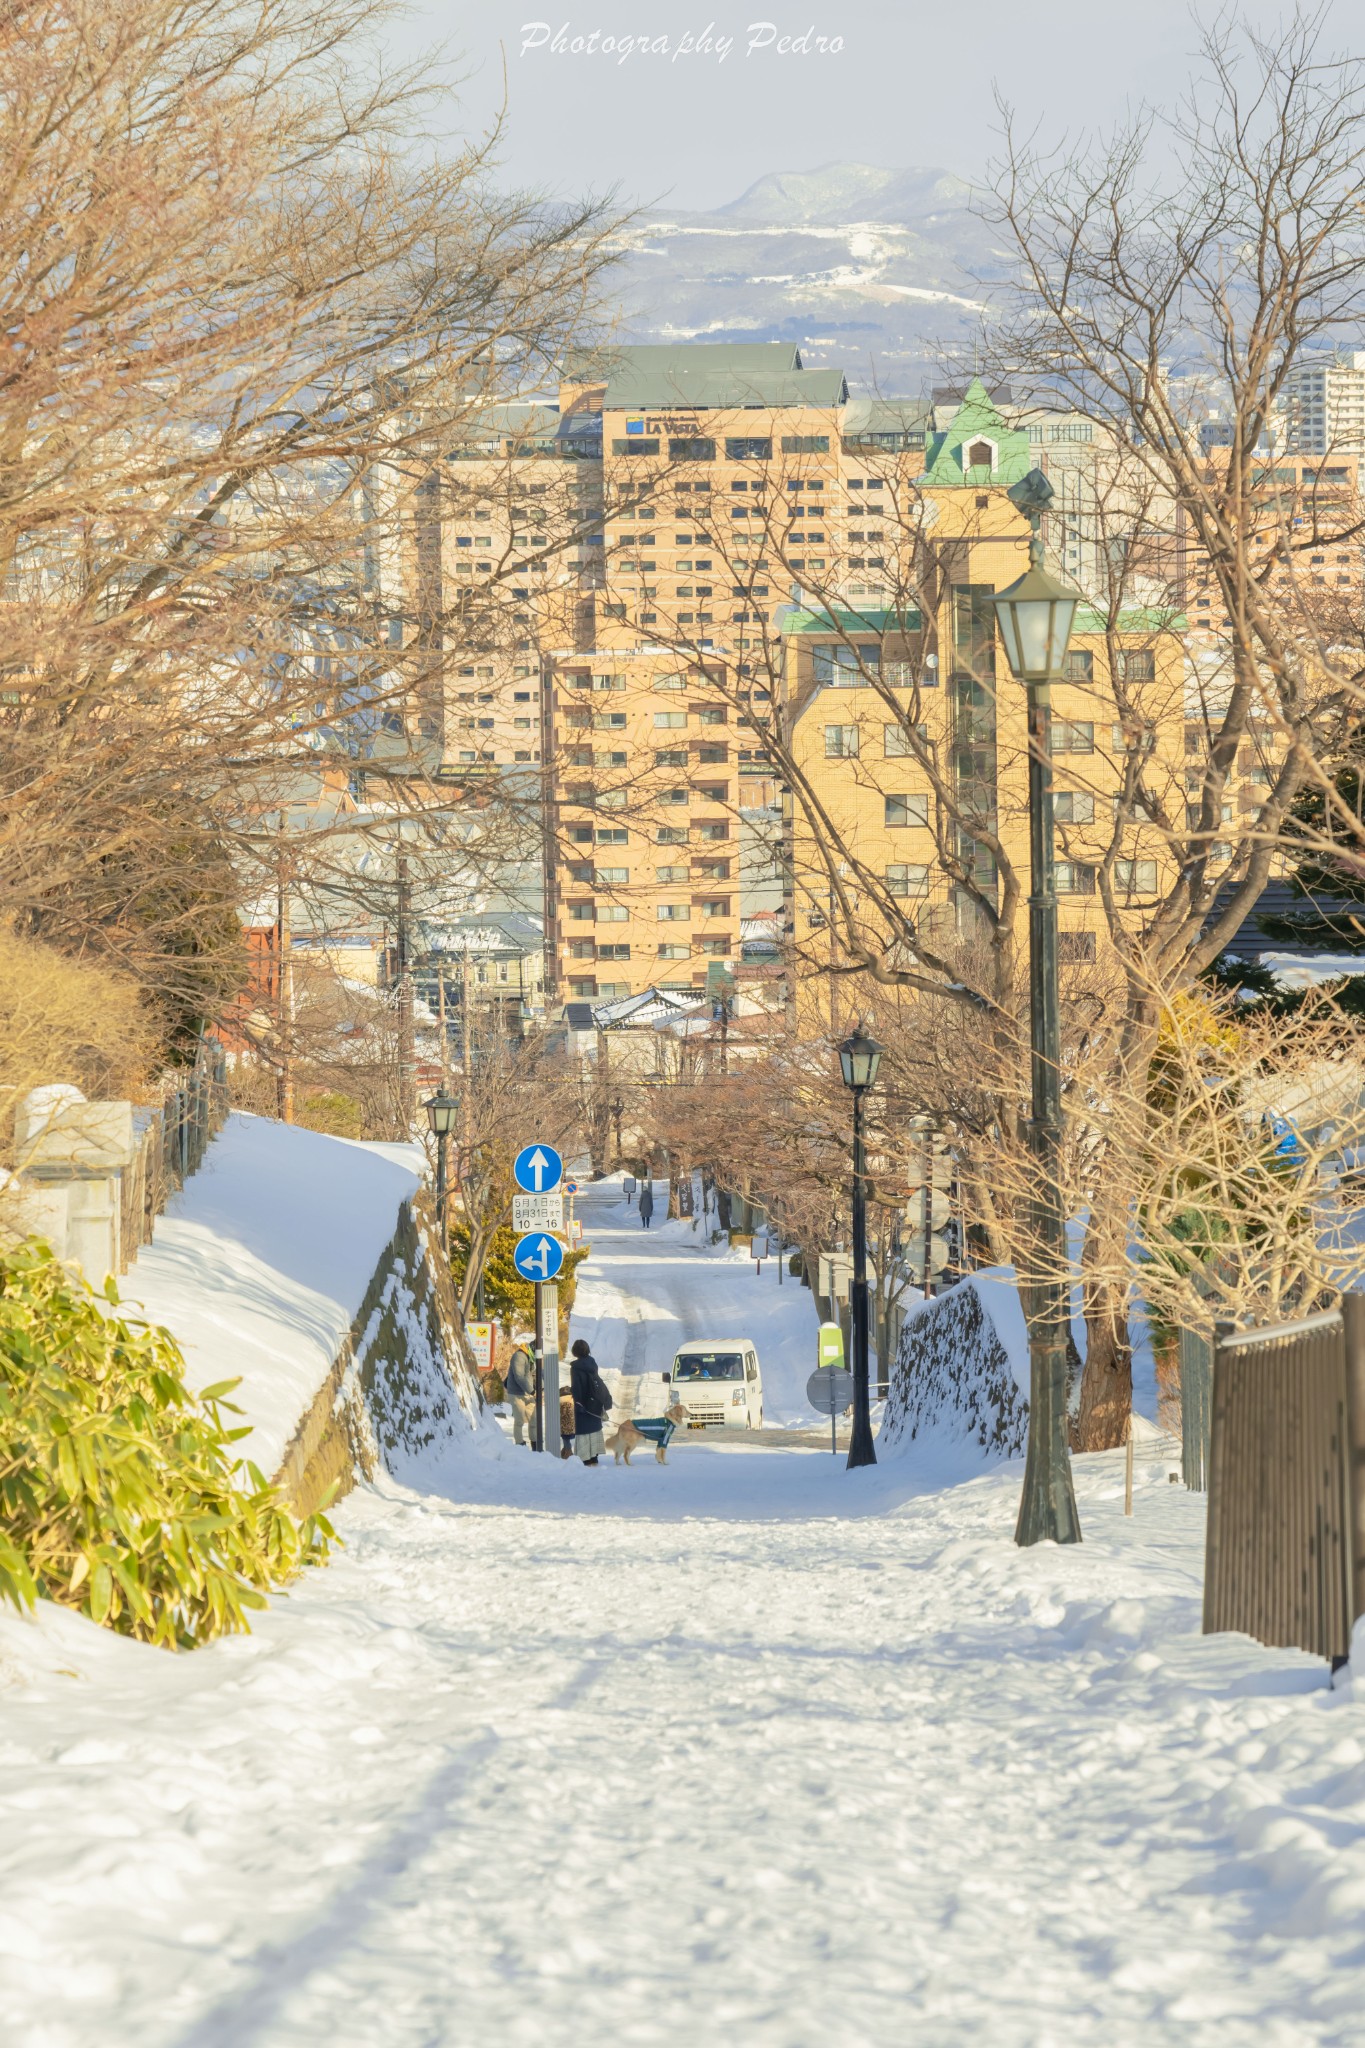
<box><xmin>881</xmin><ymin>1270</ymin><xmax>1030</xmax><ymax>1462</ymax></box>
<box><xmin>118</xmin><ymin>1114</ymin><xmax>479</xmax><ymax>1500</ymax></box>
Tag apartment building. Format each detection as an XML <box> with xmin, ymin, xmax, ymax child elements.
<box><xmin>1277</xmin><ymin>350</ymin><xmax>1365</xmax><ymax>457</ymax></box>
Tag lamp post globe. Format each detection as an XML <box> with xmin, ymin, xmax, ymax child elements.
<box><xmin>837</xmin><ymin>1025</ymin><xmax>882</xmax><ymax>1471</ymax></box>
<box><xmin>424</xmin><ymin>1089</ymin><xmax>458</xmax><ymax>1231</ymax></box>
<box><xmin>989</xmin><ymin>482</ymin><xmax>1083</xmax><ymax>1550</ymax></box>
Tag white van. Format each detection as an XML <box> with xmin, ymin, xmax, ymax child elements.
<box><xmin>666</xmin><ymin>1340</ymin><xmax>763</xmax><ymax>1429</ymax></box>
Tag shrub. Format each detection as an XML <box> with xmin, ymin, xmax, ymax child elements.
<box><xmin>449</xmin><ymin>1222</ymin><xmax>590</xmax><ymax>1331</ymax></box>
<box><xmin>0</xmin><ymin>1239</ymin><xmax>332</xmax><ymax>1648</ymax></box>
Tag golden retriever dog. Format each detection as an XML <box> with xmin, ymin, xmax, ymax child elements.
<box><xmin>608</xmin><ymin>1401</ymin><xmax>686</xmax><ymax>1466</ymax></box>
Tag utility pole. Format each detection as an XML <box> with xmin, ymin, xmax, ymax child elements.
<box><xmin>395</xmin><ymin>849</ymin><xmax>416</xmax><ymax>1137</ymax></box>
<box><xmin>275</xmin><ymin>823</ymin><xmax>295</xmax><ymax>1125</ymax></box>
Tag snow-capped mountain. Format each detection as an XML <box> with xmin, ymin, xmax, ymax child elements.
<box><xmin>611</xmin><ymin>162</ymin><xmax>1009</xmax><ymax>392</ymax></box>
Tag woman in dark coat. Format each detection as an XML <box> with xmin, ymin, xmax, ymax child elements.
<box><xmin>569</xmin><ymin>1337</ymin><xmax>613</xmax><ymax>1465</ymax></box>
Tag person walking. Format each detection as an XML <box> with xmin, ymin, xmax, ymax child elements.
<box><xmin>638</xmin><ymin>1180</ymin><xmax>654</xmax><ymax>1230</ymax></box>
<box><xmin>505</xmin><ymin>1340</ymin><xmax>537</xmax><ymax>1448</ymax></box>
<box><xmin>569</xmin><ymin>1337</ymin><xmax>612</xmax><ymax>1465</ymax></box>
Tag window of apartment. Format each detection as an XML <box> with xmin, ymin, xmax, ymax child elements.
<box><xmin>654</xmin><ymin>673</ymin><xmax>686</xmax><ymax>692</ymax></box>
<box><xmin>1056</xmin><ymin>861</ymin><xmax>1096</xmax><ymax>895</ymax></box>
<box><xmin>655</xmin><ymin>710</ymin><xmax>686</xmax><ymax>728</ymax></box>
<box><xmin>612</xmin><ymin>437</ymin><xmax>660</xmax><ymax>455</ymax></box>
<box><xmin>698</xmin><ymin>707</ymin><xmax>726</xmax><ymax>726</ymax></box>
<box><xmin>700</xmin><ymin>898</ymin><xmax>731</xmax><ymax>919</ymax></box>
<box><xmin>1062</xmin><ymin>649</ymin><xmax>1094</xmax><ymax>681</ymax></box>
<box><xmin>656</xmin><ymin>749</ymin><xmax>687</xmax><ymax>766</ymax></box>
<box><xmin>697</xmin><ymin>745</ymin><xmax>728</xmax><ymax>764</ymax></box>
<box><xmin>1050</xmin><ymin>720</ymin><xmax>1094</xmax><ymax>754</ymax></box>
<box><xmin>781</xmin><ymin>435</ymin><xmax>829</xmax><ymax>454</ymax></box>
<box><xmin>885</xmin><ymin>864</ymin><xmax>929</xmax><ymax>898</ymax></box>
<box><xmin>1054</xmin><ymin>791</ymin><xmax>1095</xmax><ymax>824</ymax></box>
<box><xmin>659</xmin><ymin>787</ymin><xmax>688</xmax><ymax>805</ymax></box>
<box><xmin>825</xmin><ymin>725</ymin><xmax>860</xmax><ymax>757</ymax></box>
<box><xmin>669</xmin><ymin>437</ymin><xmax>716</xmax><ymax>461</ymax></box>
<box><xmin>569</xmin><ymin>902</ymin><xmax>596</xmax><ymax>921</ymax></box>
<box><xmin>657</xmin><ymin>903</ymin><xmax>690</xmax><ymax>921</ymax></box>
<box><xmin>695</xmin><ymin>822</ymin><xmax>730</xmax><ymax>842</ymax></box>
<box><xmin>657</xmin><ymin>825</ymin><xmax>687</xmax><ymax>843</ymax></box>
<box><xmin>568</xmin><ymin>977</ymin><xmax>597</xmax><ymax>996</ymax></box>
<box><xmin>696</xmin><ymin>860</ymin><xmax>731</xmax><ymax>880</ymax></box>
<box><xmin>1117</xmin><ymin>649</ymin><xmax>1156</xmax><ymax>681</ymax></box>
<box><xmin>884</xmin><ymin>794</ymin><xmax>929</xmax><ymax>828</ymax></box>
<box><xmin>598</xmin><ymin>945</ymin><xmax>631</xmax><ymax>961</ymax></box>
<box><xmin>568</xmin><ymin>825</ymin><xmax>593</xmax><ymax>844</ymax></box>
<box><xmin>657</xmin><ymin>942</ymin><xmax>690</xmax><ymax>959</ymax></box>
<box><xmin>726</xmin><ymin>437</ymin><xmax>773</xmax><ymax>460</ymax></box>
<box><xmin>514</xmin><ymin>718</ymin><xmax>531</xmax><ymax>730</ymax></box>
<box><xmin>592</xmin><ymin>674</ymin><xmax>626</xmax><ymax>691</ymax></box>
<box><xmin>655</xmin><ymin>865</ymin><xmax>689</xmax><ymax>883</ymax></box>
<box><xmin>568</xmin><ymin>940</ymin><xmax>596</xmax><ymax>960</ymax></box>
<box><xmin>595</xmin><ymin>867</ymin><xmax>628</xmax><ymax>885</ymax></box>
<box><xmin>593</xmin><ymin>712</ymin><xmax>627</xmax><ymax>730</ymax></box>
<box><xmin>597</xmin><ymin>904</ymin><xmax>628</xmax><ymax>922</ymax></box>
<box><xmin>1114</xmin><ymin>858</ymin><xmax>1158</xmax><ymax>893</ymax></box>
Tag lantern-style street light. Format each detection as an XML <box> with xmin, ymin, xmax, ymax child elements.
<box><xmin>991</xmin><ymin>469</ymin><xmax>1082</xmax><ymax>1547</ymax></box>
<box><xmin>424</xmin><ymin>1088</ymin><xmax>459</xmax><ymax>1232</ymax></box>
<box><xmin>838</xmin><ymin>1023</ymin><xmax>882</xmax><ymax>1470</ymax></box>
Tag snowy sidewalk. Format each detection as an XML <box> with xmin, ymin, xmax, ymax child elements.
<box><xmin>2</xmin><ymin>1434</ymin><xmax>1364</xmax><ymax>2047</ymax></box>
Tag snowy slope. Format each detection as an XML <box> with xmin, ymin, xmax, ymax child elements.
<box><xmin>116</xmin><ymin>1113</ymin><xmax>423</xmax><ymax>1472</ymax></box>
<box><xmin>3</xmin><ymin>1433</ymin><xmax>1364</xmax><ymax>2045</ymax></box>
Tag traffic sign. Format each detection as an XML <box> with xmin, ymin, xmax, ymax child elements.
<box><xmin>513</xmin><ymin>1232</ymin><xmax>565</xmax><ymax>1281</ymax></box>
<box><xmin>564</xmin><ymin>1180</ymin><xmax>579</xmax><ymax>1195</ymax></box>
<box><xmin>906</xmin><ymin>1187</ymin><xmax>951</xmax><ymax>1230</ymax></box>
<box><xmin>514</xmin><ymin>1144</ymin><xmax>563</xmax><ymax>1194</ymax></box>
<box><xmin>513</xmin><ymin>1192</ymin><xmax>565</xmax><ymax>1233</ymax></box>
<box><xmin>903</xmin><ymin>1233</ymin><xmax>950</xmax><ymax>1276</ymax></box>
<box><xmin>807</xmin><ymin>1367</ymin><xmax>854</xmax><ymax>1415</ymax></box>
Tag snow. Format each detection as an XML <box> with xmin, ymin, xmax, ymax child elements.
<box><xmin>4</xmin><ymin>1176</ymin><xmax>1365</xmax><ymax>2042</ymax></box>
<box><xmin>115</xmin><ymin>1113</ymin><xmax>422</xmax><ymax>1472</ymax></box>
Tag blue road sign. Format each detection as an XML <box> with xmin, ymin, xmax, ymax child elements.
<box><xmin>514</xmin><ymin>1143</ymin><xmax>563</xmax><ymax>1194</ymax></box>
<box><xmin>513</xmin><ymin>1232</ymin><xmax>565</xmax><ymax>1282</ymax></box>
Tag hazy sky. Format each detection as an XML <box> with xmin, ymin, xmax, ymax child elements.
<box><xmin>377</xmin><ymin>0</ymin><xmax>1365</xmax><ymax>213</ymax></box>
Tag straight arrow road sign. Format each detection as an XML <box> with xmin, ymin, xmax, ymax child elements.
<box><xmin>514</xmin><ymin>1144</ymin><xmax>563</xmax><ymax>1194</ymax></box>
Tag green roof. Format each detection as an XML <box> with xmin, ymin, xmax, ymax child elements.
<box><xmin>920</xmin><ymin>377</ymin><xmax>1031</xmax><ymax>487</ymax></box>
<box><xmin>1073</xmin><ymin>607</ymin><xmax>1188</xmax><ymax>633</ymax></box>
<box><xmin>781</xmin><ymin>606</ymin><xmax>923</xmax><ymax>634</ymax></box>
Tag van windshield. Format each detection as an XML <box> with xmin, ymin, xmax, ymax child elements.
<box><xmin>673</xmin><ymin>1351</ymin><xmax>745</xmax><ymax>1381</ymax></box>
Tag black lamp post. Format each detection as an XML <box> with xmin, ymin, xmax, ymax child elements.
<box><xmin>838</xmin><ymin>1024</ymin><xmax>882</xmax><ymax>1470</ymax></box>
<box><xmin>424</xmin><ymin>1088</ymin><xmax>458</xmax><ymax>1232</ymax></box>
<box><xmin>991</xmin><ymin>469</ymin><xmax>1082</xmax><ymax>1548</ymax></box>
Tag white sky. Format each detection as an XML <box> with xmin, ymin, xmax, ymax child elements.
<box><xmin>377</xmin><ymin>0</ymin><xmax>1365</xmax><ymax>212</ymax></box>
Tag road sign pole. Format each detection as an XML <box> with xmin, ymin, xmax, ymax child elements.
<box><xmin>536</xmin><ymin>1280</ymin><xmax>560</xmax><ymax>1459</ymax></box>
<box><xmin>531</xmin><ymin>1333</ymin><xmax>544</xmax><ymax>1454</ymax></box>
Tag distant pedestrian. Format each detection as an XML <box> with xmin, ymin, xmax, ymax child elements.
<box><xmin>559</xmin><ymin>1389</ymin><xmax>575</xmax><ymax>1460</ymax></box>
<box><xmin>505</xmin><ymin>1341</ymin><xmax>537</xmax><ymax>1448</ymax></box>
<box><xmin>570</xmin><ymin>1337</ymin><xmax>613</xmax><ymax>1465</ymax></box>
<box><xmin>638</xmin><ymin>1181</ymin><xmax>654</xmax><ymax>1229</ymax></box>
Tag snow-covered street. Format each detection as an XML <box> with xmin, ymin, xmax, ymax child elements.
<box><xmin>4</xmin><ymin>1187</ymin><xmax>1365</xmax><ymax>2046</ymax></box>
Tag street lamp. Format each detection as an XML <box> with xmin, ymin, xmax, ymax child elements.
<box><xmin>838</xmin><ymin>1023</ymin><xmax>882</xmax><ymax>1470</ymax></box>
<box><xmin>991</xmin><ymin>469</ymin><xmax>1082</xmax><ymax>1548</ymax></box>
<box><xmin>424</xmin><ymin>1088</ymin><xmax>458</xmax><ymax>1232</ymax></box>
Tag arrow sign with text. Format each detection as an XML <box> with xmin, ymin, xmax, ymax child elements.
<box><xmin>513</xmin><ymin>1232</ymin><xmax>565</xmax><ymax>1282</ymax></box>
<box><xmin>513</xmin><ymin>1192</ymin><xmax>565</xmax><ymax>1233</ymax></box>
<box><xmin>514</xmin><ymin>1143</ymin><xmax>563</xmax><ymax>1194</ymax></box>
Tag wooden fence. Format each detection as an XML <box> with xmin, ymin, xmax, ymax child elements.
<box><xmin>1203</xmin><ymin>1296</ymin><xmax>1365</xmax><ymax>1664</ymax></box>
<box><xmin>117</xmin><ymin>1042</ymin><xmax>230</xmax><ymax>1273</ymax></box>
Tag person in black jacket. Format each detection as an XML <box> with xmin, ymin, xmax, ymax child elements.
<box><xmin>569</xmin><ymin>1338</ymin><xmax>613</xmax><ymax>1466</ymax></box>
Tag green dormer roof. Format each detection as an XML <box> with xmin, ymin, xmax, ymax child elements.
<box><xmin>920</xmin><ymin>378</ymin><xmax>1031</xmax><ymax>488</ymax></box>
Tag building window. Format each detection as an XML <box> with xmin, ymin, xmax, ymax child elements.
<box><xmin>597</xmin><ymin>904</ymin><xmax>628</xmax><ymax>922</ymax></box>
<box><xmin>965</xmin><ymin>439</ymin><xmax>994</xmax><ymax>470</ymax></box>
<box><xmin>657</xmin><ymin>903</ymin><xmax>691</xmax><ymax>921</ymax></box>
<box><xmin>1050</xmin><ymin>720</ymin><xmax>1095</xmax><ymax>754</ymax></box>
<box><xmin>699</xmin><ymin>707</ymin><xmax>726</xmax><ymax>726</ymax></box>
<box><xmin>1062</xmin><ymin>649</ymin><xmax>1094</xmax><ymax>680</ymax></box>
<box><xmin>657</xmin><ymin>825</ymin><xmax>687</xmax><ymax>843</ymax></box>
<box><xmin>669</xmin><ymin>437</ymin><xmax>715</xmax><ymax>460</ymax></box>
<box><xmin>595</xmin><ymin>867</ymin><xmax>628</xmax><ymax>885</ymax></box>
<box><xmin>885</xmin><ymin>794</ymin><xmax>929</xmax><ymax>828</ymax></box>
<box><xmin>656</xmin><ymin>749</ymin><xmax>687</xmax><ymax>767</ymax></box>
<box><xmin>1055</xmin><ymin>862</ymin><xmax>1096</xmax><ymax>895</ymax></box>
<box><xmin>1117</xmin><ymin>649</ymin><xmax>1156</xmax><ymax>681</ymax></box>
<box><xmin>825</xmin><ymin>724</ymin><xmax>860</xmax><ymax>758</ymax></box>
<box><xmin>1114</xmin><ymin>858</ymin><xmax>1158</xmax><ymax>893</ymax></box>
<box><xmin>725</xmin><ymin>437</ymin><xmax>773</xmax><ymax>460</ymax></box>
<box><xmin>569</xmin><ymin>903</ymin><xmax>596</xmax><ymax>922</ymax></box>
<box><xmin>597</xmin><ymin>827</ymin><xmax>629</xmax><ymax>844</ymax></box>
<box><xmin>1054</xmin><ymin>791</ymin><xmax>1095</xmax><ymax>824</ymax></box>
<box><xmin>697</xmin><ymin>746</ymin><xmax>727</xmax><ymax>764</ymax></box>
<box><xmin>655</xmin><ymin>865</ymin><xmax>689</xmax><ymax>883</ymax></box>
<box><xmin>568</xmin><ymin>977</ymin><xmax>597</xmax><ymax>996</ymax></box>
<box><xmin>701</xmin><ymin>898</ymin><xmax>731</xmax><ymax>919</ymax></box>
<box><xmin>695</xmin><ymin>822</ymin><xmax>730</xmax><ymax>842</ymax></box>
<box><xmin>612</xmin><ymin>437</ymin><xmax>660</xmax><ymax>455</ymax></box>
<box><xmin>654</xmin><ymin>710</ymin><xmax>686</xmax><ymax>728</ymax></box>
<box><xmin>885</xmin><ymin>864</ymin><xmax>929</xmax><ymax>898</ymax></box>
<box><xmin>597</xmin><ymin>944</ymin><xmax>631</xmax><ymax>961</ymax></box>
<box><xmin>781</xmin><ymin>435</ymin><xmax>830</xmax><ymax>454</ymax></box>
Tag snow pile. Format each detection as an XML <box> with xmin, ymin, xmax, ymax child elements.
<box><xmin>882</xmin><ymin>1270</ymin><xmax>1030</xmax><ymax>1463</ymax></box>
<box><xmin>117</xmin><ymin>1113</ymin><xmax>461</xmax><ymax>1476</ymax></box>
